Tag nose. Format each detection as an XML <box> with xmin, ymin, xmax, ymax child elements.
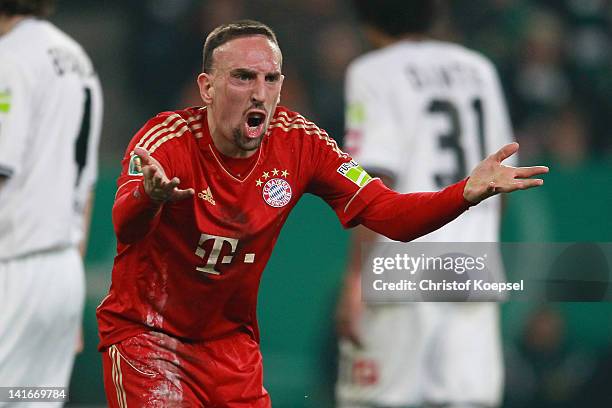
<box><xmin>251</xmin><ymin>76</ymin><xmax>266</xmax><ymax>104</ymax></box>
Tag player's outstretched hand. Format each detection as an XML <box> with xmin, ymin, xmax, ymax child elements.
<box><xmin>463</xmin><ymin>142</ymin><xmax>549</xmax><ymax>204</ymax></box>
<box><xmin>133</xmin><ymin>147</ymin><xmax>195</xmax><ymax>204</ymax></box>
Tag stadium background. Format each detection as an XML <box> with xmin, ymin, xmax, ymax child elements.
<box><xmin>48</xmin><ymin>0</ymin><xmax>612</xmax><ymax>406</ymax></box>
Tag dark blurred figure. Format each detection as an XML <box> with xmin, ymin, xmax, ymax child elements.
<box><xmin>310</xmin><ymin>22</ymin><xmax>360</xmax><ymax>140</ymax></box>
<box><xmin>578</xmin><ymin>346</ymin><xmax>612</xmax><ymax>407</ymax></box>
<box><xmin>451</xmin><ymin>0</ymin><xmax>612</xmax><ymax>159</ymax></box>
<box><xmin>124</xmin><ymin>0</ymin><xmax>202</xmax><ymax>114</ymax></box>
<box><xmin>504</xmin><ymin>306</ymin><xmax>593</xmax><ymax>408</ymax></box>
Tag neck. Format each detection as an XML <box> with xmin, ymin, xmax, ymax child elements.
<box><xmin>206</xmin><ymin>109</ymin><xmax>258</xmax><ymax>158</ymax></box>
<box><xmin>0</xmin><ymin>15</ymin><xmax>27</xmax><ymax>36</ymax></box>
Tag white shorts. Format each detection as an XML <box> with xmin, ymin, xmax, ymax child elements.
<box><xmin>0</xmin><ymin>248</ymin><xmax>85</xmax><ymax>408</ymax></box>
<box><xmin>336</xmin><ymin>302</ymin><xmax>503</xmax><ymax>408</ymax></box>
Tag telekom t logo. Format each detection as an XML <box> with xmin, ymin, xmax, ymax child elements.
<box><xmin>194</xmin><ymin>233</ymin><xmax>255</xmax><ymax>275</ymax></box>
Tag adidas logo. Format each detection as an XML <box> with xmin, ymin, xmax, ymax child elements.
<box><xmin>198</xmin><ymin>187</ymin><xmax>215</xmax><ymax>206</ymax></box>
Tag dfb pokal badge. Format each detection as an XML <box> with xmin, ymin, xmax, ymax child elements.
<box><xmin>262</xmin><ymin>178</ymin><xmax>292</xmax><ymax>208</ymax></box>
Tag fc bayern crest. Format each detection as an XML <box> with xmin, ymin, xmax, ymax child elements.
<box><xmin>262</xmin><ymin>178</ymin><xmax>292</xmax><ymax>208</ymax></box>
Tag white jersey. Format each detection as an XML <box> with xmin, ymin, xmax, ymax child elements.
<box><xmin>0</xmin><ymin>18</ymin><xmax>103</xmax><ymax>260</ymax></box>
<box><xmin>345</xmin><ymin>40</ymin><xmax>515</xmax><ymax>243</ymax></box>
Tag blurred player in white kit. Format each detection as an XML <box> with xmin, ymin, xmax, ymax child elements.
<box><xmin>336</xmin><ymin>1</ymin><xmax>515</xmax><ymax>407</ymax></box>
<box><xmin>0</xmin><ymin>0</ymin><xmax>102</xmax><ymax>405</ymax></box>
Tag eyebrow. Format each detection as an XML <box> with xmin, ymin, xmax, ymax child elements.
<box><xmin>230</xmin><ymin>68</ymin><xmax>281</xmax><ymax>79</ymax></box>
<box><xmin>265</xmin><ymin>72</ymin><xmax>282</xmax><ymax>80</ymax></box>
<box><xmin>231</xmin><ymin>68</ymin><xmax>256</xmax><ymax>77</ymax></box>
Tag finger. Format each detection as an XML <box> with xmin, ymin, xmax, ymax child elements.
<box><xmin>500</xmin><ymin>178</ymin><xmax>544</xmax><ymax>192</ymax></box>
<box><xmin>134</xmin><ymin>149</ymin><xmax>169</xmax><ymax>184</ymax></box>
<box><xmin>516</xmin><ymin>178</ymin><xmax>544</xmax><ymax>189</ymax></box>
<box><xmin>142</xmin><ymin>163</ymin><xmax>157</xmax><ymax>181</ymax></box>
<box><xmin>141</xmin><ymin>155</ymin><xmax>161</xmax><ymax>179</ymax></box>
<box><xmin>160</xmin><ymin>177</ymin><xmax>180</xmax><ymax>192</ymax></box>
<box><xmin>513</xmin><ymin>166</ymin><xmax>549</xmax><ymax>178</ymax></box>
<box><xmin>152</xmin><ymin>168</ymin><xmax>166</xmax><ymax>188</ymax></box>
<box><xmin>171</xmin><ymin>188</ymin><xmax>195</xmax><ymax>202</ymax></box>
<box><xmin>492</xmin><ymin>142</ymin><xmax>519</xmax><ymax>163</ymax></box>
<box><xmin>133</xmin><ymin>147</ymin><xmax>152</xmax><ymax>166</ymax></box>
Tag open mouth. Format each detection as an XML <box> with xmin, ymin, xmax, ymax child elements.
<box><xmin>245</xmin><ymin>111</ymin><xmax>266</xmax><ymax>139</ymax></box>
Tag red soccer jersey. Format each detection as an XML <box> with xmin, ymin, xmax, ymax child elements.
<box><xmin>96</xmin><ymin>106</ymin><xmax>385</xmax><ymax>350</ymax></box>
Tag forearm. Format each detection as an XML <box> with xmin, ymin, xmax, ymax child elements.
<box><xmin>345</xmin><ymin>225</ymin><xmax>379</xmax><ymax>279</ymax></box>
<box><xmin>356</xmin><ymin>178</ymin><xmax>473</xmax><ymax>242</ymax></box>
<box><xmin>79</xmin><ymin>191</ymin><xmax>95</xmax><ymax>257</ymax></box>
<box><xmin>341</xmin><ymin>225</ymin><xmax>375</xmax><ymax>301</ymax></box>
<box><xmin>336</xmin><ymin>224</ymin><xmax>374</xmax><ymax>345</ymax></box>
<box><xmin>112</xmin><ymin>181</ymin><xmax>162</xmax><ymax>244</ymax></box>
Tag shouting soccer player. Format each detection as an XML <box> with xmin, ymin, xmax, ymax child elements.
<box><xmin>96</xmin><ymin>20</ymin><xmax>547</xmax><ymax>407</ymax></box>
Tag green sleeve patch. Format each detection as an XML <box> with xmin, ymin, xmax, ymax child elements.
<box><xmin>128</xmin><ymin>154</ymin><xmax>143</xmax><ymax>176</ymax></box>
<box><xmin>346</xmin><ymin>102</ymin><xmax>365</xmax><ymax>126</ymax></box>
<box><xmin>0</xmin><ymin>90</ymin><xmax>12</xmax><ymax>113</ymax></box>
<box><xmin>337</xmin><ymin>160</ymin><xmax>372</xmax><ymax>187</ymax></box>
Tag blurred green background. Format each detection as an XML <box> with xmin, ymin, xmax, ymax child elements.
<box><xmin>44</xmin><ymin>0</ymin><xmax>612</xmax><ymax>406</ymax></box>
<box><xmin>71</xmin><ymin>159</ymin><xmax>612</xmax><ymax>407</ymax></box>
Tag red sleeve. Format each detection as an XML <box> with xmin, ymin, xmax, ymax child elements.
<box><xmin>112</xmin><ymin>112</ymin><xmax>189</xmax><ymax>244</ymax></box>
<box><xmin>297</xmin><ymin>112</ymin><xmax>473</xmax><ymax>237</ymax></box>
<box><xmin>112</xmin><ymin>180</ymin><xmax>162</xmax><ymax>244</ymax></box>
<box><xmin>298</xmin><ymin>116</ymin><xmax>384</xmax><ymax>226</ymax></box>
<box><xmin>356</xmin><ymin>178</ymin><xmax>474</xmax><ymax>242</ymax></box>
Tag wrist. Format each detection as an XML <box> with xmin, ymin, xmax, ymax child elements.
<box><xmin>461</xmin><ymin>177</ymin><xmax>480</xmax><ymax>205</ymax></box>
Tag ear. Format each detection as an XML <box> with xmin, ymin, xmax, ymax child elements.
<box><xmin>197</xmin><ymin>73</ymin><xmax>214</xmax><ymax>105</ymax></box>
<box><xmin>276</xmin><ymin>74</ymin><xmax>285</xmax><ymax>104</ymax></box>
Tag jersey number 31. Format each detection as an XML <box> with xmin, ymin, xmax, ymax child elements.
<box><xmin>428</xmin><ymin>98</ymin><xmax>486</xmax><ymax>188</ymax></box>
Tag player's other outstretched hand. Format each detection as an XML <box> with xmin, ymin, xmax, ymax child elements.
<box><xmin>464</xmin><ymin>142</ymin><xmax>549</xmax><ymax>204</ymax></box>
<box><xmin>133</xmin><ymin>147</ymin><xmax>195</xmax><ymax>204</ymax></box>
